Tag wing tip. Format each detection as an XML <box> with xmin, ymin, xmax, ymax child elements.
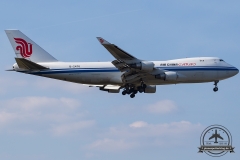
<box><xmin>96</xmin><ymin>37</ymin><xmax>111</xmax><ymax>44</ymax></box>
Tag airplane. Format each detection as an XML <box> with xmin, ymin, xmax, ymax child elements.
<box><xmin>209</xmin><ymin>129</ymin><xmax>223</xmax><ymax>143</ymax></box>
<box><xmin>5</xmin><ymin>30</ymin><xmax>239</xmax><ymax>98</ymax></box>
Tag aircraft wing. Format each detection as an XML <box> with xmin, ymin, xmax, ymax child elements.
<box><xmin>96</xmin><ymin>37</ymin><xmax>139</xmax><ymax>62</ymax></box>
<box><xmin>209</xmin><ymin>135</ymin><xmax>215</xmax><ymax>140</ymax></box>
<box><xmin>97</xmin><ymin>37</ymin><xmax>165</xmax><ymax>84</ymax></box>
<box><xmin>216</xmin><ymin>134</ymin><xmax>224</xmax><ymax>140</ymax></box>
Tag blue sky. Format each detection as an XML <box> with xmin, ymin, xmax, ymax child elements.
<box><xmin>0</xmin><ymin>1</ymin><xmax>240</xmax><ymax>160</ymax></box>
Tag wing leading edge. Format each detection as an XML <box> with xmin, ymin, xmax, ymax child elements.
<box><xmin>96</xmin><ymin>37</ymin><xmax>165</xmax><ymax>84</ymax></box>
<box><xmin>96</xmin><ymin>37</ymin><xmax>138</xmax><ymax>61</ymax></box>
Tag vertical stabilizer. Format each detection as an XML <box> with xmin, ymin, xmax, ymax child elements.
<box><xmin>5</xmin><ymin>30</ymin><xmax>57</xmax><ymax>62</ymax></box>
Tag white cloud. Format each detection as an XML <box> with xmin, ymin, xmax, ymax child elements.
<box><xmin>87</xmin><ymin>138</ymin><xmax>137</xmax><ymax>151</ymax></box>
<box><xmin>129</xmin><ymin>121</ymin><xmax>148</xmax><ymax>128</ymax></box>
<box><xmin>109</xmin><ymin>121</ymin><xmax>202</xmax><ymax>138</ymax></box>
<box><xmin>4</xmin><ymin>97</ymin><xmax>79</xmax><ymax>111</ymax></box>
<box><xmin>0</xmin><ymin>112</ymin><xmax>17</xmax><ymax>124</ymax></box>
<box><xmin>146</xmin><ymin>100</ymin><xmax>177</xmax><ymax>114</ymax></box>
<box><xmin>0</xmin><ymin>96</ymin><xmax>94</xmax><ymax>136</ymax></box>
<box><xmin>86</xmin><ymin>120</ymin><xmax>203</xmax><ymax>151</ymax></box>
<box><xmin>51</xmin><ymin>120</ymin><xmax>95</xmax><ymax>136</ymax></box>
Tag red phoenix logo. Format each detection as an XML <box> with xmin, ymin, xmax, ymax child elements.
<box><xmin>14</xmin><ymin>38</ymin><xmax>33</xmax><ymax>58</ymax></box>
<box><xmin>99</xmin><ymin>38</ymin><xmax>104</xmax><ymax>44</ymax></box>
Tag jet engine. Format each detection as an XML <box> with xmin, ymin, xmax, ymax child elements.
<box><xmin>144</xmin><ymin>85</ymin><xmax>156</xmax><ymax>93</ymax></box>
<box><xmin>130</xmin><ymin>61</ymin><xmax>154</xmax><ymax>72</ymax></box>
<box><xmin>155</xmin><ymin>71</ymin><xmax>178</xmax><ymax>81</ymax></box>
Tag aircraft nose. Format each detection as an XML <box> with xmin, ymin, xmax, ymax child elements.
<box><xmin>232</xmin><ymin>67</ymin><xmax>239</xmax><ymax>76</ymax></box>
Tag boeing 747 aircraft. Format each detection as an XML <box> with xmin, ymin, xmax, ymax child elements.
<box><xmin>5</xmin><ymin>30</ymin><xmax>239</xmax><ymax>98</ymax></box>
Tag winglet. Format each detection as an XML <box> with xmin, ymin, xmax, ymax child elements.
<box><xmin>96</xmin><ymin>37</ymin><xmax>111</xmax><ymax>45</ymax></box>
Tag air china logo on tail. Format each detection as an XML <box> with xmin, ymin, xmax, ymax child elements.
<box><xmin>14</xmin><ymin>38</ymin><xmax>33</xmax><ymax>58</ymax></box>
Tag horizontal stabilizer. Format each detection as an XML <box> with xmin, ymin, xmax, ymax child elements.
<box><xmin>15</xmin><ymin>58</ymin><xmax>48</xmax><ymax>70</ymax></box>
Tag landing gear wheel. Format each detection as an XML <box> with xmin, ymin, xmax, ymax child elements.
<box><xmin>130</xmin><ymin>94</ymin><xmax>135</xmax><ymax>98</ymax></box>
<box><xmin>137</xmin><ymin>86</ymin><xmax>144</xmax><ymax>93</ymax></box>
<box><xmin>122</xmin><ymin>90</ymin><xmax>127</xmax><ymax>95</ymax></box>
<box><xmin>127</xmin><ymin>88</ymin><xmax>134</xmax><ymax>95</ymax></box>
<box><xmin>213</xmin><ymin>87</ymin><xmax>218</xmax><ymax>92</ymax></box>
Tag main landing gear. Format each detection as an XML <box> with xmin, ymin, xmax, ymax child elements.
<box><xmin>122</xmin><ymin>86</ymin><xmax>138</xmax><ymax>98</ymax></box>
<box><xmin>213</xmin><ymin>80</ymin><xmax>219</xmax><ymax>92</ymax></box>
<box><xmin>122</xmin><ymin>82</ymin><xmax>146</xmax><ymax>98</ymax></box>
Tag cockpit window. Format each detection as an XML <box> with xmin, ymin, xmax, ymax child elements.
<box><xmin>219</xmin><ymin>59</ymin><xmax>224</xmax><ymax>62</ymax></box>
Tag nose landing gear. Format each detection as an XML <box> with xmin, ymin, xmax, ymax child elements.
<box><xmin>213</xmin><ymin>80</ymin><xmax>219</xmax><ymax>92</ymax></box>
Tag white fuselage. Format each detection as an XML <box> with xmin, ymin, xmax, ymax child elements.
<box><xmin>14</xmin><ymin>57</ymin><xmax>238</xmax><ymax>85</ymax></box>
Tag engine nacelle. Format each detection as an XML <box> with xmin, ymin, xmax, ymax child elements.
<box><xmin>165</xmin><ymin>71</ymin><xmax>177</xmax><ymax>81</ymax></box>
<box><xmin>130</xmin><ymin>61</ymin><xmax>154</xmax><ymax>72</ymax></box>
<box><xmin>155</xmin><ymin>71</ymin><xmax>178</xmax><ymax>81</ymax></box>
<box><xmin>144</xmin><ymin>85</ymin><xmax>156</xmax><ymax>93</ymax></box>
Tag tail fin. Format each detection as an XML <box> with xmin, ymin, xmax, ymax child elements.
<box><xmin>5</xmin><ymin>30</ymin><xmax>57</xmax><ymax>62</ymax></box>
